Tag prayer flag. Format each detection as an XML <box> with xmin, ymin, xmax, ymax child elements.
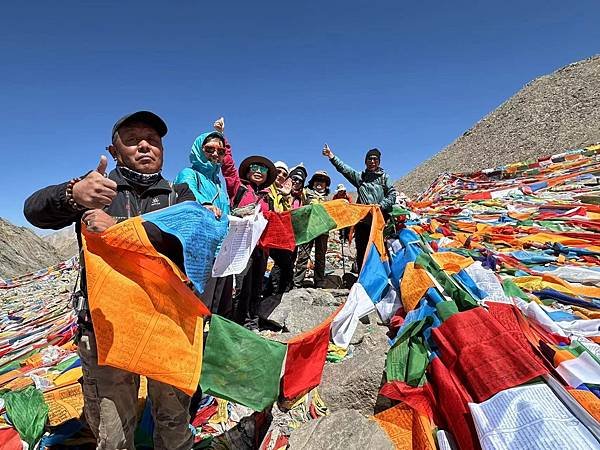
<box><xmin>259</xmin><ymin>210</ymin><xmax>296</xmax><ymax>251</ymax></box>
<box><xmin>290</xmin><ymin>204</ymin><xmax>337</xmax><ymax>245</ymax></box>
<box><xmin>83</xmin><ymin>217</ymin><xmax>208</xmax><ymax>395</ymax></box>
<box><xmin>331</xmin><ymin>283</ymin><xmax>375</xmax><ymax>348</ymax></box>
<box><xmin>144</xmin><ymin>201</ymin><xmax>229</xmax><ymax>293</ymax></box>
<box><xmin>201</xmin><ymin>315</ymin><xmax>287</xmax><ymax>411</ymax></box>
<box><xmin>282</xmin><ymin>307</ymin><xmax>340</xmax><ymax>400</ymax></box>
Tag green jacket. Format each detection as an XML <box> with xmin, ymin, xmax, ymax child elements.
<box><xmin>329</xmin><ymin>155</ymin><xmax>397</xmax><ymax>212</ymax></box>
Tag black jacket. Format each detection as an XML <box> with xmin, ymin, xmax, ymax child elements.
<box><xmin>24</xmin><ymin>168</ymin><xmax>196</xmax><ymax>298</ymax></box>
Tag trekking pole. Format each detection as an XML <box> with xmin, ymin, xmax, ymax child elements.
<box><xmin>341</xmin><ymin>232</ymin><xmax>346</xmax><ymax>276</ymax></box>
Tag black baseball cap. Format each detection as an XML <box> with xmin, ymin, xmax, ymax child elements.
<box><xmin>111</xmin><ymin>111</ymin><xmax>168</xmax><ymax>139</ymax></box>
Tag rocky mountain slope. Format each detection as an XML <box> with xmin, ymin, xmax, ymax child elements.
<box><xmin>43</xmin><ymin>224</ymin><xmax>79</xmax><ymax>260</ymax></box>
<box><xmin>396</xmin><ymin>55</ymin><xmax>600</xmax><ymax>195</ymax></box>
<box><xmin>0</xmin><ymin>218</ymin><xmax>65</xmax><ymax>279</ymax></box>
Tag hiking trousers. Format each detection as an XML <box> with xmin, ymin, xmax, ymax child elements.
<box><xmin>354</xmin><ymin>220</ymin><xmax>371</xmax><ymax>273</ymax></box>
<box><xmin>294</xmin><ymin>233</ymin><xmax>328</xmax><ymax>288</ymax></box>
<box><xmin>234</xmin><ymin>247</ymin><xmax>267</xmax><ymax>329</ymax></box>
<box><xmin>78</xmin><ymin>327</ymin><xmax>193</xmax><ymax>450</ymax></box>
<box><xmin>265</xmin><ymin>248</ymin><xmax>295</xmax><ymax>295</ymax></box>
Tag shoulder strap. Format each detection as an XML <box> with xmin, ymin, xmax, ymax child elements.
<box><xmin>232</xmin><ymin>185</ymin><xmax>248</xmax><ymax>209</ymax></box>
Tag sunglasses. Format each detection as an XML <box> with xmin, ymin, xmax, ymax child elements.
<box><xmin>277</xmin><ymin>168</ymin><xmax>288</xmax><ymax>176</ymax></box>
<box><xmin>367</xmin><ymin>156</ymin><xmax>379</xmax><ymax>161</ymax></box>
<box><xmin>291</xmin><ymin>176</ymin><xmax>303</xmax><ymax>183</ymax></box>
<box><xmin>249</xmin><ymin>163</ymin><xmax>268</xmax><ymax>174</ymax></box>
<box><xmin>203</xmin><ymin>145</ymin><xmax>226</xmax><ymax>156</ymax></box>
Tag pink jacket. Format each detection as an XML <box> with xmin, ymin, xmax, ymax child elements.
<box><xmin>221</xmin><ymin>144</ymin><xmax>271</xmax><ymax>214</ymax></box>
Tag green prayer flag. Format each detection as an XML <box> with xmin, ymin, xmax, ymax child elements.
<box><xmin>386</xmin><ymin>317</ymin><xmax>431</xmax><ymax>386</ymax></box>
<box><xmin>200</xmin><ymin>315</ymin><xmax>287</xmax><ymax>411</ymax></box>
<box><xmin>501</xmin><ymin>279</ymin><xmax>530</xmax><ymax>301</ymax></box>
<box><xmin>2</xmin><ymin>386</ymin><xmax>48</xmax><ymax>447</ymax></box>
<box><xmin>291</xmin><ymin>204</ymin><xmax>337</xmax><ymax>245</ymax></box>
<box><xmin>538</xmin><ymin>220</ymin><xmax>564</xmax><ymax>232</ymax></box>
<box><xmin>436</xmin><ymin>300</ymin><xmax>459</xmax><ymax>321</ymax></box>
<box><xmin>415</xmin><ymin>253</ymin><xmax>478</xmax><ymax>311</ymax></box>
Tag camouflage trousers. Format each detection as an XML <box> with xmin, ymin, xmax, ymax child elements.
<box><xmin>78</xmin><ymin>328</ymin><xmax>193</xmax><ymax>450</ymax></box>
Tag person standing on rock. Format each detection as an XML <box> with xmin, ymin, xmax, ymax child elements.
<box><xmin>293</xmin><ymin>170</ymin><xmax>331</xmax><ymax>288</ymax></box>
<box><xmin>332</xmin><ymin>183</ymin><xmax>353</xmax><ymax>243</ymax></box>
<box><xmin>264</xmin><ymin>160</ymin><xmax>296</xmax><ymax>296</ymax></box>
<box><xmin>322</xmin><ymin>144</ymin><xmax>397</xmax><ymax>272</ymax></box>
<box><xmin>23</xmin><ymin>111</ymin><xmax>199</xmax><ymax>450</ymax></box>
<box><xmin>220</xmin><ymin>134</ymin><xmax>277</xmax><ymax>330</ymax></box>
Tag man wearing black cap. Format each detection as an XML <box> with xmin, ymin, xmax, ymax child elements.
<box><xmin>322</xmin><ymin>144</ymin><xmax>397</xmax><ymax>272</ymax></box>
<box><xmin>24</xmin><ymin>111</ymin><xmax>196</xmax><ymax>449</ymax></box>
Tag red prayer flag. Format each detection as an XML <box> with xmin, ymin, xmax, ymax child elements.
<box><xmin>379</xmin><ymin>380</ymin><xmax>434</xmax><ymax>419</ymax></box>
<box><xmin>432</xmin><ymin>307</ymin><xmax>547</xmax><ymax>403</ymax></box>
<box><xmin>429</xmin><ymin>357</ymin><xmax>480</xmax><ymax>450</ymax></box>
<box><xmin>281</xmin><ymin>307</ymin><xmax>340</xmax><ymax>400</ymax></box>
<box><xmin>259</xmin><ymin>211</ymin><xmax>296</xmax><ymax>251</ymax></box>
<box><xmin>0</xmin><ymin>428</ymin><xmax>22</xmax><ymax>450</ymax></box>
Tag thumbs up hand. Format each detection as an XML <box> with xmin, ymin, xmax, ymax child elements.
<box><xmin>72</xmin><ymin>155</ymin><xmax>118</xmax><ymax>209</ymax></box>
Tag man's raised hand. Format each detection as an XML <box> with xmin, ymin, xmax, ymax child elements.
<box><xmin>322</xmin><ymin>144</ymin><xmax>334</xmax><ymax>159</ymax></box>
<box><xmin>72</xmin><ymin>155</ymin><xmax>118</xmax><ymax>209</ymax></box>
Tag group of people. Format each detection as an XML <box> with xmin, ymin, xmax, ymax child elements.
<box><xmin>23</xmin><ymin>111</ymin><xmax>397</xmax><ymax>449</ymax></box>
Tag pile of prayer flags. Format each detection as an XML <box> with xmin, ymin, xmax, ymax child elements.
<box><xmin>373</xmin><ymin>144</ymin><xmax>600</xmax><ymax>449</ymax></box>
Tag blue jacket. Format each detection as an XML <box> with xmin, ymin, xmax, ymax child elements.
<box><xmin>175</xmin><ymin>131</ymin><xmax>231</xmax><ymax>217</ymax></box>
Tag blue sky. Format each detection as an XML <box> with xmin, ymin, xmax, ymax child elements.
<box><xmin>2</xmin><ymin>1</ymin><xmax>599</xmax><ymax>228</ymax></box>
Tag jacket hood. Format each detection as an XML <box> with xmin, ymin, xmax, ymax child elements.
<box><xmin>189</xmin><ymin>131</ymin><xmax>226</xmax><ymax>178</ymax></box>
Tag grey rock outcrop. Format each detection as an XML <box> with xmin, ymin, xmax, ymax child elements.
<box><xmin>288</xmin><ymin>409</ymin><xmax>394</xmax><ymax>450</ymax></box>
<box><xmin>319</xmin><ymin>317</ymin><xmax>391</xmax><ymax>415</ymax></box>
<box><xmin>259</xmin><ymin>288</ymin><xmax>343</xmax><ymax>330</ymax></box>
<box><xmin>397</xmin><ymin>55</ymin><xmax>600</xmax><ymax>196</ymax></box>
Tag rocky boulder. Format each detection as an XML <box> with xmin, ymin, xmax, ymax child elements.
<box><xmin>287</xmin><ymin>409</ymin><xmax>394</xmax><ymax>450</ymax></box>
<box><xmin>319</xmin><ymin>315</ymin><xmax>391</xmax><ymax>416</ymax></box>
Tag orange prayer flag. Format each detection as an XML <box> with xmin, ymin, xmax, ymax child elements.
<box><xmin>368</xmin><ymin>206</ymin><xmax>387</xmax><ymax>261</ymax></box>
<box><xmin>83</xmin><ymin>217</ymin><xmax>208</xmax><ymax>395</ymax></box>
<box><xmin>570</xmin><ymin>389</ymin><xmax>600</xmax><ymax>422</ymax></box>
<box><xmin>541</xmin><ymin>273</ymin><xmax>600</xmax><ymax>299</ymax></box>
<box><xmin>373</xmin><ymin>403</ymin><xmax>435</xmax><ymax>450</ymax></box>
<box><xmin>322</xmin><ymin>200</ymin><xmax>371</xmax><ymax>230</ymax></box>
<box><xmin>400</xmin><ymin>262</ymin><xmax>434</xmax><ymax>312</ymax></box>
<box><xmin>322</xmin><ymin>200</ymin><xmax>386</xmax><ymax>263</ymax></box>
<box><xmin>43</xmin><ymin>384</ymin><xmax>85</xmax><ymax>427</ymax></box>
<box><xmin>431</xmin><ymin>252</ymin><xmax>474</xmax><ymax>274</ymax></box>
